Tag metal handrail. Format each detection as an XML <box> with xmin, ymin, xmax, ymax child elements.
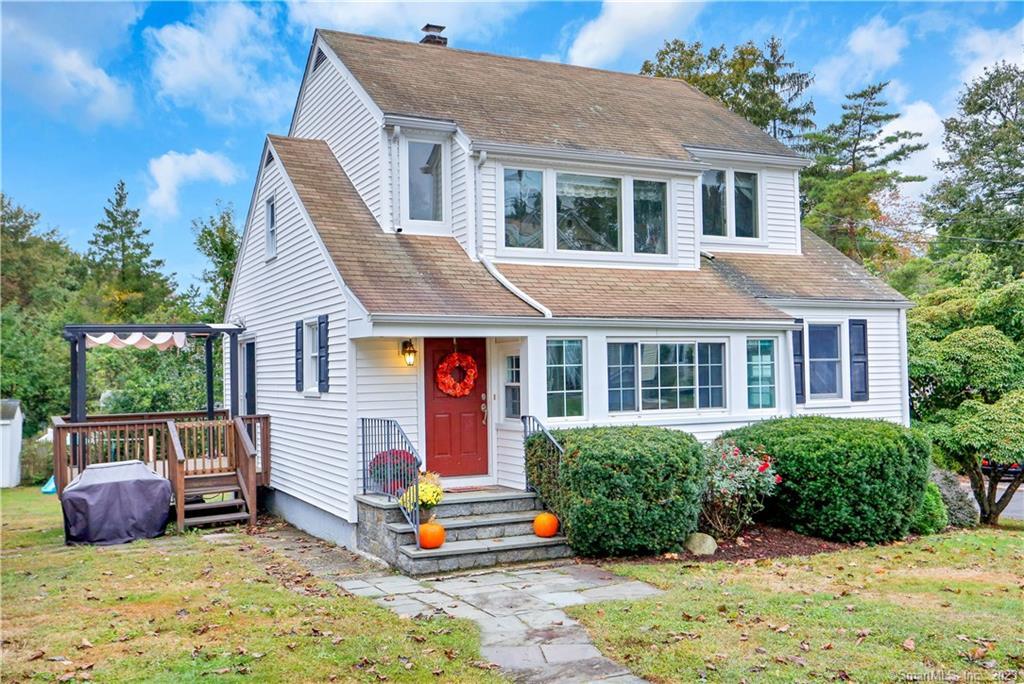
<box><xmin>360</xmin><ymin>417</ymin><xmax>422</xmax><ymax>547</ymax></box>
<box><xmin>521</xmin><ymin>415</ymin><xmax>563</xmax><ymax>493</ymax></box>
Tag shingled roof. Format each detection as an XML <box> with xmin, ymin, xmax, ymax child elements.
<box><xmin>269</xmin><ymin>135</ymin><xmax>541</xmax><ymax>318</ymax></box>
<box><xmin>710</xmin><ymin>231</ymin><xmax>910</xmax><ymax>304</ymax></box>
<box><xmin>318</xmin><ymin>30</ymin><xmax>801</xmax><ymax>162</ymax></box>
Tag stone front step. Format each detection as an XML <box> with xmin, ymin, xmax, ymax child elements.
<box><xmin>395</xmin><ymin>534</ymin><xmax>572</xmax><ymax>575</ymax></box>
<box><xmin>387</xmin><ymin>510</ymin><xmax>539</xmax><ymax>544</ymax></box>
<box><xmin>356</xmin><ymin>488</ymin><xmax>541</xmax><ymax>522</ymax></box>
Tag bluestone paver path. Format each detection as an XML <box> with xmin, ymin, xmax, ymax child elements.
<box><xmin>340</xmin><ymin>563</ymin><xmax>661</xmax><ymax>683</ymax></box>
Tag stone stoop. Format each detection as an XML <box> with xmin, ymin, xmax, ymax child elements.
<box><xmin>354</xmin><ymin>487</ymin><xmax>573</xmax><ymax>575</ymax></box>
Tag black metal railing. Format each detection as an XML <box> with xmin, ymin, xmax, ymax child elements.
<box><xmin>522</xmin><ymin>415</ymin><xmax>563</xmax><ymax>494</ymax></box>
<box><xmin>360</xmin><ymin>417</ymin><xmax>422</xmax><ymax>546</ymax></box>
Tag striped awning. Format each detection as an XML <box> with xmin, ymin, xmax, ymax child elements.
<box><xmin>85</xmin><ymin>332</ymin><xmax>188</xmax><ymax>351</ymax></box>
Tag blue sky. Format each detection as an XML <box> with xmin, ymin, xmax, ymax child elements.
<box><xmin>2</xmin><ymin>1</ymin><xmax>1021</xmax><ymax>292</ymax></box>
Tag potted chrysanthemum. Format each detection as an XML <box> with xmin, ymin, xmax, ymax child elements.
<box><xmin>401</xmin><ymin>472</ymin><xmax>445</xmax><ymax>548</ymax></box>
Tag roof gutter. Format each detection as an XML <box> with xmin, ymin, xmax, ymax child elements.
<box><xmin>367</xmin><ymin>313</ymin><xmax>802</xmax><ymax>331</ymax></box>
<box><xmin>684</xmin><ymin>145</ymin><xmax>813</xmax><ymax>169</ymax></box>
<box><xmin>473</xmin><ymin>141</ymin><xmax>707</xmax><ymax>173</ymax></box>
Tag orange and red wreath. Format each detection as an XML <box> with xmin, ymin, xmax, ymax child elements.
<box><xmin>435</xmin><ymin>352</ymin><xmax>478</xmax><ymax>397</ymax></box>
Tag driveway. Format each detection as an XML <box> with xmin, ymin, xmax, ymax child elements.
<box><xmin>997</xmin><ymin>483</ymin><xmax>1024</xmax><ymax>520</ymax></box>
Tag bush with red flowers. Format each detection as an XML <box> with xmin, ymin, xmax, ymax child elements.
<box><xmin>701</xmin><ymin>440</ymin><xmax>781</xmax><ymax>539</ymax></box>
<box><xmin>367</xmin><ymin>448</ymin><xmax>419</xmax><ymax>496</ymax></box>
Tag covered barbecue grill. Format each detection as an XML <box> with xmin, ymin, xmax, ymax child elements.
<box><xmin>62</xmin><ymin>460</ymin><xmax>171</xmax><ymax>545</ymax></box>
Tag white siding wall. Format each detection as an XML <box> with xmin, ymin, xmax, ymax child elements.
<box><xmin>291</xmin><ymin>54</ymin><xmax>384</xmax><ymax>224</ymax></box>
<box><xmin>479</xmin><ymin>159</ymin><xmax>499</xmax><ymax>254</ymax></box>
<box><xmin>673</xmin><ymin>176</ymin><xmax>698</xmax><ymax>268</ymax></box>
<box><xmin>226</xmin><ymin>158</ymin><xmax>352</xmax><ymax>521</ymax></box>
<box><xmin>450</xmin><ymin>141</ymin><xmax>472</xmax><ymax>252</ymax></box>
<box><xmin>495</xmin><ymin>425</ymin><xmax>525</xmax><ymax>489</ymax></box>
<box><xmin>700</xmin><ymin>168</ymin><xmax>801</xmax><ymax>255</ymax></box>
<box><xmin>784</xmin><ymin>305</ymin><xmax>906</xmax><ymax>424</ymax></box>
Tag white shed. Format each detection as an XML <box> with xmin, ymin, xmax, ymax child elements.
<box><xmin>0</xmin><ymin>400</ymin><xmax>24</xmax><ymax>488</ymax></box>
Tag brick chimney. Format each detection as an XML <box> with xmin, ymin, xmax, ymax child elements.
<box><xmin>419</xmin><ymin>24</ymin><xmax>447</xmax><ymax>46</ymax></box>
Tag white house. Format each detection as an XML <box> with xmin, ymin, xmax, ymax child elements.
<box><xmin>224</xmin><ymin>28</ymin><xmax>911</xmax><ymax>570</ymax></box>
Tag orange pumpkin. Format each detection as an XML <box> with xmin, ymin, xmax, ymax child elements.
<box><xmin>533</xmin><ymin>512</ymin><xmax>559</xmax><ymax>538</ymax></box>
<box><xmin>419</xmin><ymin>522</ymin><xmax>446</xmax><ymax>549</ymax></box>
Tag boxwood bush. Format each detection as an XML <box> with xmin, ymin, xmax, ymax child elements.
<box><xmin>525</xmin><ymin>426</ymin><xmax>704</xmax><ymax>556</ymax></box>
<box><xmin>720</xmin><ymin>417</ymin><xmax>931</xmax><ymax>543</ymax></box>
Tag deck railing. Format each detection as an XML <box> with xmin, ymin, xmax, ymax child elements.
<box><xmin>521</xmin><ymin>415</ymin><xmax>563</xmax><ymax>495</ymax></box>
<box><xmin>360</xmin><ymin>417</ymin><xmax>422</xmax><ymax>547</ymax></box>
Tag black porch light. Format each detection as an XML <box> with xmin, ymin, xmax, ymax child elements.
<box><xmin>401</xmin><ymin>339</ymin><xmax>417</xmax><ymax>367</ymax></box>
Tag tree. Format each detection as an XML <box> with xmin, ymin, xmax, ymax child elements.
<box><xmin>640</xmin><ymin>36</ymin><xmax>815</xmax><ymax>144</ymax></box>
<box><xmin>924</xmin><ymin>62</ymin><xmax>1024</xmax><ymax>276</ymax></box>
<box><xmin>192</xmin><ymin>203</ymin><xmax>240</xmax><ymax>320</ymax></box>
<box><xmin>1</xmin><ymin>194</ymin><xmax>80</xmax><ymax>311</ymax></box>
<box><xmin>799</xmin><ymin>82</ymin><xmax>926</xmax><ymax>261</ymax></box>
<box><xmin>86</xmin><ymin>180</ymin><xmax>176</xmax><ymax>321</ymax></box>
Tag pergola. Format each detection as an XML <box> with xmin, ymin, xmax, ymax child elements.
<box><xmin>63</xmin><ymin>323</ymin><xmax>245</xmax><ymax>422</ymax></box>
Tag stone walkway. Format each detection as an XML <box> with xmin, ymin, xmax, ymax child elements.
<box><xmin>341</xmin><ymin>564</ymin><xmax>661</xmax><ymax>683</ymax></box>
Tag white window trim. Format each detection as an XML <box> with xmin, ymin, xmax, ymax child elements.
<box><xmin>804</xmin><ymin>320</ymin><xmax>850</xmax><ymax>405</ymax></box>
<box><xmin>302</xmin><ymin>318</ymin><xmax>320</xmax><ymax>397</ymax></box>
<box><xmin>545</xmin><ymin>337</ymin><xmax>587</xmax><ymax>422</ymax></box>
<box><xmin>496</xmin><ymin>163</ymin><xmax>676</xmax><ymax>264</ymax></box>
<box><xmin>501</xmin><ymin>353</ymin><xmax>522</xmax><ymax>424</ymax></box>
<box><xmin>265</xmin><ymin>196</ymin><xmax>277</xmax><ymax>261</ymax></box>
<box><xmin>699</xmin><ymin>167</ymin><xmax>768</xmax><ymax>245</ymax></box>
<box><xmin>745</xmin><ymin>337</ymin><xmax>778</xmax><ymax>412</ymax></box>
<box><xmin>399</xmin><ymin>133</ymin><xmax>451</xmax><ymax>234</ymax></box>
<box><xmin>605</xmin><ymin>337</ymin><xmax>730</xmax><ymax>417</ymax></box>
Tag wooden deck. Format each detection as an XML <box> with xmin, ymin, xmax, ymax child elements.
<box><xmin>52</xmin><ymin>410</ymin><xmax>271</xmax><ymax>531</ymax></box>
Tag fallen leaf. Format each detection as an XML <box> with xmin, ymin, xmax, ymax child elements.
<box><xmin>903</xmin><ymin>638</ymin><xmax>916</xmax><ymax>652</ymax></box>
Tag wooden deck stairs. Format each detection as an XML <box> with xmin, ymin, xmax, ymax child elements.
<box><xmin>179</xmin><ymin>472</ymin><xmax>255</xmax><ymax>528</ymax></box>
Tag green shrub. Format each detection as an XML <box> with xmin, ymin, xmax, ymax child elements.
<box><xmin>929</xmin><ymin>468</ymin><xmax>979</xmax><ymax>528</ymax></box>
<box><xmin>526</xmin><ymin>426</ymin><xmax>704</xmax><ymax>556</ymax></box>
<box><xmin>909</xmin><ymin>482</ymin><xmax>949</xmax><ymax>535</ymax></box>
<box><xmin>721</xmin><ymin>417</ymin><xmax>931</xmax><ymax>543</ymax></box>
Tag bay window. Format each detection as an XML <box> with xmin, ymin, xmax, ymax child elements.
<box><xmin>702</xmin><ymin>169</ymin><xmax>760</xmax><ymax>239</ymax></box>
<box><xmin>746</xmin><ymin>339</ymin><xmax>776</xmax><ymax>409</ymax></box>
<box><xmin>608</xmin><ymin>340</ymin><xmax>726</xmax><ymax>413</ymax></box>
<box><xmin>546</xmin><ymin>339</ymin><xmax>584</xmax><ymax>418</ymax></box>
<box><xmin>504</xmin><ymin>168</ymin><xmax>544</xmax><ymax>249</ymax></box>
<box><xmin>808</xmin><ymin>324</ymin><xmax>842</xmax><ymax>398</ymax></box>
<box><xmin>556</xmin><ymin>173</ymin><xmax>621</xmax><ymax>252</ymax></box>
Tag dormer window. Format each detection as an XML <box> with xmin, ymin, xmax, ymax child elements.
<box><xmin>702</xmin><ymin>169</ymin><xmax>760</xmax><ymax>240</ymax></box>
<box><xmin>556</xmin><ymin>173</ymin><xmax>621</xmax><ymax>252</ymax></box>
<box><xmin>400</xmin><ymin>135</ymin><xmax>449</xmax><ymax>232</ymax></box>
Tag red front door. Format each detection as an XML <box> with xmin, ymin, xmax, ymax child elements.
<box><xmin>424</xmin><ymin>338</ymin><xmax>488</xmax><ymax>477</ymax></box>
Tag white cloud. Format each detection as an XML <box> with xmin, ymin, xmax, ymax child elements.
<box><xmin>566</xmin><ymin>1</ymin><xmax>704</xmax><ymax>68</ymax></box>
<box><xmin>881</xmin><ymin>100</ymin><xmax>946</xmax><ymax>203</ymax></box>
<box><xmin>285</xmin><ymin>1</ymin><xmax>529</xmax><ymax>44</ymax></box>
<box><xmin>145</xmin><ymin>3</ymin><xmax>297</xmax><ymax>124</ymax></box>
<box><xmin>814</xmin><ymin>16</ymin><xmax>908</xmax><ymax>99</ymax></box>
<box><xmin>147</xmin><ymin>150</ymin><xmax>241</xmax><ymax>217</ymax></box>
<box><xmin>955</xmin><ymin>18</ymin><xmax>1024</xmax><ymax>84</ymax></box>
<box><xmin>1</xmin><ymin>3</ymin><xmax>141</xmax><ymax>125</ymax></box>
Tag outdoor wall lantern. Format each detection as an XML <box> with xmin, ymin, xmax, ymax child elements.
<box><xmin>401</xmin><ymin>339</ymin><xmax>417</xmax><ymax>366</ymax></box>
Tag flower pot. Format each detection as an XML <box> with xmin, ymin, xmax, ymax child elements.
<box><xmin>419</xmin><ymin>521</ymin><xmax>445</xmax><ymax>549</ymax></box>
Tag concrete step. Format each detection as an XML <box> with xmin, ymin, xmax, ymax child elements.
<box><xmin>183</xmin><ymin>510</ymin><xmax>250</xmax><ymax>528</ymax></box>
<box><xmin>395</xmin><ymin>534</ymin><xmax>572</xmax><ymax>576</ymax></box>
<box><xmin>356</xmin><ymin>488</ymin><xmax>540</xmax><ymax>523</ymax></box>
<box><xmin>387</xmin><ymin>510</ymin><xmax>540</xmax><ymax>544</ymax></box>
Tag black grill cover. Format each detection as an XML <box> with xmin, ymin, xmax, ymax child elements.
<box><xmin>62</xmin><ymin>460</ymin><xmax>171</xmax><ymax>545</ymax></box>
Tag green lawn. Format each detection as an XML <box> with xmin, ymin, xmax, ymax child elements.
<box><xmin>571</xmin><ymin>523</ymin><xmax>1024</xmax><ymax>683</ymax></box>
<box><xmin>0</xmin><ymin>488</ymin><xmax>503</xmax><ymax>682</ymax></box>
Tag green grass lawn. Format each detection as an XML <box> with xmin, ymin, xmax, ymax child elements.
<box><xmin>1</xmin><ymin>488</ymin><xmax>503</xmax><ymax>683</ymax></box>
<box><xmin>571</xmin><ymin>523</ymin><xmax>1024</xmax><ymax>683</ymax></box>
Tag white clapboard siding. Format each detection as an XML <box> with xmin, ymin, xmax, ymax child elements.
<box><xmin>450</xmin><ymin>142</ymin><xmax>472</xmax><ymax>251</ymax></box>
<box><xmin>226</xmin><ymin>158</ymin><xmax>352</xmax><ymax>521</ymax></box>
<box><xmin>703</xmin><ymin>168</ymin><xmax>801</xmax><ymax>255</ymax></box>
<box><xmin>479</xmin><ymin>160</ymin><xmax>499</xmax><ymax>254</ymax></box>
<box><xmin>785</xmin><ymin>305</ymin><xmax>905</xmax><ymax>424</ymax></box>
<box><xmin>292</xmin><ymin>55</ymin><xmax>384</xmax><ymax>224</ymax></box>
<box><xmin>673</xmin><ymin>177</ymin><xmax>698</xmax><ymax>268</ymax></box>
<box><xmin>495</xmin><ymin>424</ymin><xmax>526</xmax><ymax>489</ymax></box>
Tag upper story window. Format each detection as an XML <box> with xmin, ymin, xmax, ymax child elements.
<box><xmin>501</xmin><ymin>166</ymin><xmax>672</xmax><ymax>260</ymax></box>
<box><xmin>702</xmin><ymin>169</ymin><xmax>760</xmax><ymax>240</ymax></box>
<box><xmin>408</xmin><ymin>141</ymin><xmax>443</xmax><ymax>222</ymax></box>
<box><xmin>265</xmin><ymin>198</ymin><xmax>277</xmax><ymax>259</ymax></box>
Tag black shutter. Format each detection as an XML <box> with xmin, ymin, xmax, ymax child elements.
<box><xmin>850</xmin><ymin>319</ymin><xmax>869</xmax><ymax>402</ymax></box>
<box><xmin>317</xmin><ymin>314</ymin><xmax>329</xmax><ymax>393</ymax></box>
<box><xmin>295</xmin><ymin>321</ymin><xmax>303</xmax><ymax>391</ymax></box>
<box><xmin>792</xmin><ymin>319</ymin><xmax>806</xmax><ymax>405</ymax></box>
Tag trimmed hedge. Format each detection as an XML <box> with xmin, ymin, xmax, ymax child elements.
<box><xmin>526</xmin><ymin>426</ymin><xmax>704</xmax><ymax>556</ymax></box>
<box><xmin>721</xmin><ymin>417</ymin><xmax>931</xmax><ymax>543</ymax></box>
<box><xmin>909</xmin><ymin>482</ymin><xmax>949</xmax><ymax>535</ymax></box>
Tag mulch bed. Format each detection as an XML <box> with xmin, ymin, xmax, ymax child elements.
<box><xmin>619</xmin><ymin>525</ymin><xmax>849</xmax><ymax>566</ymax></box>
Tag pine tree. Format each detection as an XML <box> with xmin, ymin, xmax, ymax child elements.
<box><xmin>799</xmin><ymin>82</ymin><xmax>926</xmax><ymax>261</ymax></box>
<box><xmin>755</xmin><ymin>37</ymin><xmax>816</xmax><ymax>144</ymax></box>
<box><xmin>86</xmin><ymin>180</ymin><xmax>175</xmax><ymax>321</ymax></box>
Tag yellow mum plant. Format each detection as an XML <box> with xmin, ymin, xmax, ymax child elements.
<box><xmin>400</xmin><ymin>471</ymin><xmax>444</xmax><ymax>521</ymax></box>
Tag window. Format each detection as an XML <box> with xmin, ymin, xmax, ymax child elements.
<box><xmin>546</xmin><ymin>339</ymin><xmax>584</xmax><ymax>418</ymax></box>
<box><xmin>633</xmin><ymin>180</ymin><xmax>667</xmax><ymax>254</ymax></box>
<box><xmin>407</xmin><ymin>141</ymin><xmax>443</xmax><ymax>222</ymax></box>
<box><xmin>504</xmin><ymin>169</ymin><xmax>543</xmax><ymax>249</ymax></box>
<box><xmin>609</xmin><ymin>341</ymin><xmax>726</xmax><ymax>413</ymax></box>
<box><xmin>746</xmin><ymin>339</ymin><xmax>776</xmax><ymax>409</ymax></box>
<box><xmin>808</xmin><ymin>324</ymin><xmax>842</xmax><ymax>398</ymax></box>
<box><xmin>701</xmin><ymin>170</ymin><xmax>727</xmax><ymax>236</ymax></box>
<box><xmin>607</xmin><ymin>343</ymin><xmax>637</xmax><ymax>412</ymax></box>
<box><xmin>702</xmin><ymin>169</ymin><xmax>759</xmax><ymax>239</ymax></box>
<box><xmin>556</xmin><ymin>173</ymin><xmax>620</xmax><ymax>252</ymax></box>
<box><xmin>503</xmin><ymin>355</ymin><xmax>521</xmax><ymax>419</ymax></box>
<box><xmin>303</xmin><ymin>321</ymin><xmax>319</xmax><ymax>390</ymax></box>
<box><xmin>698</xmin><ymin>342</ymin><xmax>726</xmax><ymax>408</ymax></box>
<box><xmin>265</xmin><ymin>198</ymin><xmax>277</xmax><ymax>258</ymax></box>
<box><xmin>734</xmin><ymin>171</ymin><xmax>759</xmax><ymax>238</ymax></box>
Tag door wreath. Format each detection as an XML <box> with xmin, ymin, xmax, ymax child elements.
<box><xmin>435</xmin><ymin>352</ymin><xmax>478</xmax><ymax>397</ymax></box>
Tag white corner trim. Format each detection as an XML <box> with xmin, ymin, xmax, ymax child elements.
<box><xmin>224</xmin><ymin>138</ymin><xmax>272</xmax><ymax>319</ymax></box>
<box><xmin>478</xmin><ymin>253</ymin><xmax>552</xmax><ymax>318</ymax></box>
<box><xmin>684</xmin><ymin>145</ymin><xmax>813</xmax><ymax>169</ymax></box>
